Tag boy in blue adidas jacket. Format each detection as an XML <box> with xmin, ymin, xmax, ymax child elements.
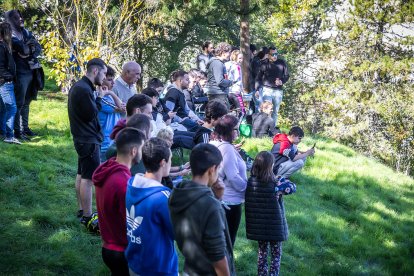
<box><xmin>125</xmin><ymin>138</ymin><xmax>178</xmax><ymax>276</ymax></box>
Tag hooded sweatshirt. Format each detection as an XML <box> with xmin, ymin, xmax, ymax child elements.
<box><xmin>204</xmin><ymin>57</ymin><xmax>233</xmax><ymax>95</ymax></box>
<box><xmin>92</xmin><ymin>158</ymin><xmax>130</xmax><ymax>251</ymax></box>
<box><xmin>125</xmin><ymin>174</ymin><xmax>178</xmax><ymax>276</ymax></box>
<box><xmin>271</xmin><ymin>133</ymin><xmax>297</xmax><ymax>173</ymax></box>
<box><xmin>169</xmin><ymin>180</ymin><xmax>235</xmax><ymax>276</ymax></box>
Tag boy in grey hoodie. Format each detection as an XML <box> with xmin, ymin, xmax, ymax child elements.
<box><xmin>169</xmin><ymin>144</ymin><xmax>235</xmax><ymax>276</ymax></box>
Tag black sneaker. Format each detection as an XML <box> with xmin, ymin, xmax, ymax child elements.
<box><xmin>15</xmin><ymin>133</ymin><xmax>31</xmax><ymax>141</ymax></box>
<box><xmin>23</xmin><ymin>128</ymin><xmax>37</xmax><ymax>137</ymax></box>
<box><xmin>80</xmin><ymin>212</ymin><xmax>100</xmax><ymax>234</ymax></box>
<box><xmin>76</xmin><ymin>209</ymin><xmax>83</xmax><ymax>218</ymax></box>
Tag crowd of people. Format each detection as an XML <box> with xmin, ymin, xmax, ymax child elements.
<box><xmin>1</xmin><ymin>10</ymin><xmax>318</xmax><ymax>275</ymax></box>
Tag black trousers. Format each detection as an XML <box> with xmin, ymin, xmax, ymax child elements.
<box><xmin>102</xmin><ymin>247</ymin><xmax>129</xmax><ymax>276</ymax></box>
<box><xmin>224</xmin><ymin>203</ymin><xmax>242</xmax><ymax>247</ymax></box>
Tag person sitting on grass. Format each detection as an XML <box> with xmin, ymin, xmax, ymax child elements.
<box><xmin>92</xmin><ymin>127</ymin><xmax>146</xmax><ymax>276</ymax></box>
<box><xmin>252</xmin><ymin>101</ymin><xmax>278</xmax><ymax>138</ymax></box>
<box><xmin>245</xmin><ymin>151</ymin><xmax>296</xmax><ymax>276</ymax></box>
<box><xmin>193</xmin><ymin>99</ymin><xmax>229</xmax><ymax>145</ymax></box>
<box><xmin>271</xmin><ymin>126</ymin><xmax>315</xmax><ymax>179</ymax></box>
<box><xmin>125</xmin><ymin>138</ymin><xmax>178</xmax><ymax>276</ymax></box>
<box><xmin>169</xmin><ymin>143</ymin><xmax>235</xmax><ymax>276</ymax></box>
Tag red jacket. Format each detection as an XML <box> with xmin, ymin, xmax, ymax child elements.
<box><xmin>93</xmin><ymin>158</ymin><xmax>130</xmax><ymax>251</ymax></box>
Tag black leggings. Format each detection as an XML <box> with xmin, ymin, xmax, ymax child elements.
<box><xmin>102</xmin><ymin>247</ymin><xmax>129</xmax><ymax>276</ymax></box>
<box><xmin>224</xmin><ymin>203</ymin><xmax>242</xmax><ymax>247</ymax></box>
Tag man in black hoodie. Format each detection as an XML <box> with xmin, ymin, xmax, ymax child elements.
<box><xmin>169</xmin><ymin>144</ymin><xmax>235</xmax><ymax>276</ymax></box>
<box><xmin>68</xmin><ymin>58</ymin><xmax>108</xmax><ymax>233</ymax></box>
<box><xmin>204</xmin><ymin>42</ymin><xmax>233</xmax><ymax>108</ymax></box>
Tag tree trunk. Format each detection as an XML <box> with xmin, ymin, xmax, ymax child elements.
<box><xmin>240</xmin><ymin>0</ymin><xmax>250</xmax><ymax>94</ymax></box>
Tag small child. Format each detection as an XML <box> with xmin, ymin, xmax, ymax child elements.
<box><xmin>245</xmin><ymin>151</ymin><xmax>296</xmax><ymax>276</ymax></box>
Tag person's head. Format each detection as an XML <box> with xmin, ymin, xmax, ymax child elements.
<box><xmin>121</xmin><ymin>61</ymin><xmax>141</xmax><ymax>85</ymax></box>
<box><xmin>115</xmin><ymin>127</ymin><xmax>146</xmax><ymax>165</ymax></box>
<box><xmin>213</xmin><ymin>114</ymin><xmax>239</xmax><ymax>143</ymax></box>
<box><xmin>257</xmin><ymin>47</ymin><xmax>269</xmax><ymax>60</ymax></box>
<box><xmin>126</xmin><ymin>113</ymin><xmax>152</xmax><ymax>140</ymax></box>
<box><xmin>142</xmin><ymin>138</ymin><xmax>172</xmax><ymax>176</ymax></box>
<box><xmin>260</xmin><ymin>101</ymin><xmax>274</xmax><ymax>115</ymax></box>
<box><xmin>230</xmin><ymin>50</ymin><xmax>242</xmax><ymax>65</ymax></box>
<box><xmin>251</xmin><ymin>151</ymin><xmax>276</xmax><ymax>182</ymax></box>
<box><xmin>102</xmin><ymin>65</ymin><xmax>115</xmax><ymax>90</ymax></box>
<box><xmin>250</xmin><ymin>44</ymin><xmax>257</xmax><ymax>56</ymax></box>
<box><xmin>0</xmin><ymin>22</ymin><xmax>12</xmax><ymax>51</ymax></box>
<box><xmin>142</xmin><ymin>87</ymin><xmax>159</xmax><ymax>107</ymax></box>
<box><xmin>202</xmin><ymin>41</ymin><xmax>214</xmax><ymax>54</ymax></box>
<box><xmin>170</xmin><ymin>70</ymin><xmax>189</xmax><ymax>90</ymax></box>
<box><xmin>5</xmin><ymin>10</ymin><xmax>24</xmax><ymax>29</ymax></box>
<box><xmin>86</xmin><ymin>58</ymin><xmax>107</xmax><ymax>86</ymax></box>
<box><xmin>188</xmin><ymin>69</ymin><xmax>200</xmax><ymax>90</ymax></box>
<box><xmin>204</xmin><ymin>100</ymin><xmax>228</xmax><ymax>125</ymax></box>
<box><xmin>199</xmin><ymin>71</ymin><xmax>207</xmax><ymax>87</ymax></box>
<box><xmin>157</xmin><ymin>128</ymin><xmax>174</xmax><ymax>148</ymax></box>
<box><xmin>269</xmin><ymin>46</ymin><xmax>278</xmax><ymax>62</ymax></box>
<box><xmin>214</xmin><ymin>42</ymin><xmax>231</xmax><ymax>61</ymax></box>
<box><xmin>190</xmin><ymin>143</ymin><xmax>223</xmax><ymax>186</ymax></box>
<box><xmin>147</xmin><ymin>78</ymin><xmax>164</xmax><ymax>94</ymax></box>
<box><xmin>126</xmin><ymin>94</ymin><xmax>153</xmax><ymax>118</ymax></box>
<box><xmin>288</xmin><ymin>126</ymin><xmax>304</xmax><ymax>145</ymax></box>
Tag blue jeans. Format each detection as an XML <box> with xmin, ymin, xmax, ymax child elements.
<box><xmin>262</xmin><ymin>87</ymin><xmax>283</xmax><ymax>126</ymax></box>
<box><xmin>0</xmin><ymin>82</ymin><xmax>17</xmax><ymax>138</ymax></box>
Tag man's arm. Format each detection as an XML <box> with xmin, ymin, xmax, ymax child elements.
<box><xmin>213</xmin><ymin>257</ymin><xmax>230</xmax><ymax>276</ymax></box>
<box><xmin>293</xmin><ymin>148</ymin><xmax>314</xmax><ymax>161</ymax></box>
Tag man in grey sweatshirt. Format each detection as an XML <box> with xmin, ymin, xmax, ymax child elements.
<box><xmin>204</xmin><ymin>42</ymin><xmax>233</xmax><ymax>108</ymax></box>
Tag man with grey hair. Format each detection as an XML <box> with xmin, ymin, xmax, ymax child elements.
<box><xmin>113</xmin><ymin>61</ymin><xmax>141</xmax><ymax>104</ymax></box>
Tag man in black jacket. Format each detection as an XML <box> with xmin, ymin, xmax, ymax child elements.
<box><xmin>255</xmin><ymin>46</ymin><xmax>289</xmax><ymax>127</ymax></box>
<box><xmin>68</xmin><ymin>58</ymin><xmax>108</xmax><ymax>233</ymax></box>
<box><xmin>169</xmin><ymin>144</ymin><xmax>235</xmax><ymax>276</ymax></box>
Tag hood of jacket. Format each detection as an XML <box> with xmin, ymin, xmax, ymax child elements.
<box><xmin>92</xmin><ymin>158</ymin><xmax>130</xmax><ymax>187</ymax></box>
<box><xmin>127</xmin><ymin>174</ymin><xmax>170</xmax><ymax>206</ymax></box>
<box><xmin>109</xmin><ymin>118</ymin><xmax>126</xmax><ymax>140</ymax></box>
<box><xmin>273</xmin><ymin>133</ymin><xmax>290</xmax><ymax>145</ymax></box>
<box><xmin>169</xmin><ymin>180</ymin><xmax>213</xmax><ymax>214</ymax></box>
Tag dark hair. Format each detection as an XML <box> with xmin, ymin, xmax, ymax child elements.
<box><xmin>142</xmin><ymin>87</ymin><xmax>159</xmax><ymax>98</ymax></box>
<box><xmin>202</xmin><ymin>41</ymin><xmax>212</xmax><ymax>50</ymax></box>
<box><xmin>147</xmin><ymin>78</ymin><xmax>164</xmax><ymax>89</ymax></box>
<box><xmin>170</xmin><ymin>70</ymin><xmax>188</xmax><ymax>82</ymax></box>
<box><xmin>0</xmin><ymin>22</ymin><xmax>12</xmax><ymax>52</ymax></box>
<box><xmin>289</xmin><ymin>126</ymin><xmax>304</xmax><ymax>137</ymax></box>
<box><xmin>106</xmin><ymin>66</ymin><xmax>115</xmax><ymax>77</ymax></box>
<box><xmin>200</xmin><ymin>71</ymin><xmax>207</xmax><ymax>80</ymax></box>
<box><xmin>126</xmin><ymin>114</ymin><xmax>152</xmax><ymax>139</ymax></box>
<box><xmin>86</xmin><ymin>58</ymin><xmax>107</xmax><ymax>73</ymax></box>
<box><xmin>268</xmin><ymin>46</ymin><xmax>277</xmax><ymax>51</ymax></box>
<box><xmin>142</xmin><ymin>138</ymin><xmax>171</xmax><ymax>173</ymax></box>
<box><xmin>251</xmin><ymin>151</ymin><xmax>276</xmax><ymax>183</ymax></box>
<box><xmin>126</xmin><ymin>94</ymin><xmax>152</xmax><ymax>116</ymax></box>
<box><xmin>257</xmin><ymin>47</ymin><xmax>269</xmax><ymax>59</ymax></box>
<box><xmin>250</xmin><ymin>44</ymin><xmax>257</xmax><ymax>53</ymax></box>
<box><xmin>214</xmin><ymin>42</ymin><xmax>231</xmax><ymax>57</ymax></box>
<box><xmin>188</xmin><ymin>68</ymin><xmax>201</xmax><ymax>79</ymax></box>
<box><xmin>213</xmin><ymin>114</ymin><xmax>239</xmax><ymax>142</ymax></box>
<box><xmin>190</xmin><ymin>144</ymin><xmax>223</xmax><ymax>176</ymax></box>
<box><xmin>204</xmin><ymin>100</ymin><xmax>228</xmax><ymax>124</ymax></box>
<box><xmin>115</xmin><ymin>127</ymin><xmax>146</xmax><ymax>155</ymax></box>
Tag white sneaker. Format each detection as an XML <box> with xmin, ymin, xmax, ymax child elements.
<box><xmin>4</xmin><ymin>137</ymin><xmax>22</xmax><ymax>145</ymax></box>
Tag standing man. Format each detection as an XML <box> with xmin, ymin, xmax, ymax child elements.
<box><xmin>5</xmin><ymin>10</ymin><xmax>42</xmax><ymax>140</ymax></box>
<box><xmin>255</xmin><ymin>46</ymin><xmax>289</xmax><ymax>126</ymax></box>
<box><xmin>204</xmin><ymin>42</ymin><xmax>233</xmax><ymax>108</ymax></box>
<box><xmin>196</xmin><ymin>41</ymin><xmax>214</xmax><ymax>73</ymax></box>
<box><xmin>113</xmin><ymin>61</ymin><xmax>141</xmax><ymax>104</ymax></box>
<box><xmin>68</xmin><ymin>58</ymin><xmax>108</xmax><ymax>233</ymax></box>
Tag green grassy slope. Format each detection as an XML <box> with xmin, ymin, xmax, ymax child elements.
<box><xmin>0</xmin><ymin>92</ymin><xmax>413</xmax><ymax>275</ymax></box>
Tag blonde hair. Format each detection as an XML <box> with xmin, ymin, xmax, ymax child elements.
<box><xmin>230</xmin><ymin>50</ymin><xmax>241</xmax><ymax>62</ymax></box>
<box><xmin>156</xmin><ymin>128</ymin><xmax>174</xmax><ymax>141</ymax></box>
<box><xmin>260</xmin><ymin>101</ymin><xmax>273</xmax><ymax>111</ymax></box>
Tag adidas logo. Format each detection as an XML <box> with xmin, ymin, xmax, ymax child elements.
<box><xmin>126</xmin><ymin>205</ymin><xmax>143</xmax><ymax>231</ymax></box>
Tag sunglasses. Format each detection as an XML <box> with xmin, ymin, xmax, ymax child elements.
<box><xmin>272</xmin><ymin>53</ymin><xmax>278</xmax><ymax>57</ymax></box>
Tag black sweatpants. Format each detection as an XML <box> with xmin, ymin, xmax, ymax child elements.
<box><xmin>102</xmin><ymin>247</ymin><xmax>129</xmax><ymax>276</ymax></box>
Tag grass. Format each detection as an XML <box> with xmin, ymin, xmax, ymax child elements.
<box><xmin>0</xmin><ymin>86</ymin><xmax>413</xmax><ymax>275</ymax></box>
